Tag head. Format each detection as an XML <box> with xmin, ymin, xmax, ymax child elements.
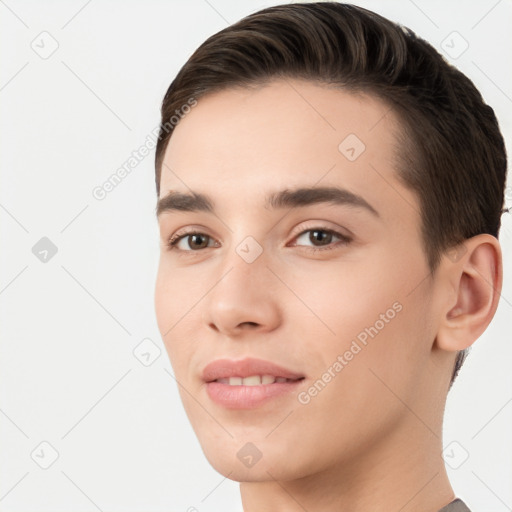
<box><xmin>154</xmin><ymin>3</ymin><xmax>506</xmax><ymax>482</ymax></box>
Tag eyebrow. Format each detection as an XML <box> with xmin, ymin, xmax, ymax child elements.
<box><xmin>156</xmin><ymin>186</ymin><xmax>379</xmax><ymax>218</ymax></box>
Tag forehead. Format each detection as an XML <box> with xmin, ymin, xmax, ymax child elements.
<box><xmin>159</xmin><ymin>79</ymin><xmax>415</xmax><ymax>222</ymax></box>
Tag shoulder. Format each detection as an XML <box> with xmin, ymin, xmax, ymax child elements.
<box><xmin>438</xmin><ymin>498</ymin><xmax>472</xmax><ymax>512</ymax></box>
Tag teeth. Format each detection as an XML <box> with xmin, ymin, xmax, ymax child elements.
<box><xmin>242</xmin><ymin>375</ymin><xmax>262</xmax><ymax>386</ymax></box>
<box><xmin>215</xmin><ymin>375</ymin><xmax>289</xmax><ymax>386</ymax></box>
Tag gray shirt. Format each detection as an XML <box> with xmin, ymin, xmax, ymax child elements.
<box><xmin>439</xmin><ymin>498</ymin><xmax>471</xmax><ymax>511</ymax></box>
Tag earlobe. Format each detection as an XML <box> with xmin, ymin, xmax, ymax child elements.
<box><xmin>436</xmin><ymin>234</ymin><xmax>502</xmax><ymax>352</ymax></box>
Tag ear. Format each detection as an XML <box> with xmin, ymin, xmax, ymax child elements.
<box><xmin>436</xmin><ymin>234</ymin><xmax>503</xmax><ymax>352</ymax></box>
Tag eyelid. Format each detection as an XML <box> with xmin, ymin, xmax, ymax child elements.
<box><xmin>167</xmin><ymin>223</ymin><xmax>220</xmax><ymax>242</ymax></box>
<box><xmin>288</xmin><ymin>229</ymin><xmax>350</xmax><ymax>250</ymax></box>
<box><xmin>288</xmin><ymin>220</ymin><xmax>353</xmax><ymax>245</ymax></box>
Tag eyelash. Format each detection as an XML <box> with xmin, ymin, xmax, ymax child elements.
<box><xmin>166</xmin><ymin>226</ymin><xmax>352</xmax><ymax>254</ymax></box>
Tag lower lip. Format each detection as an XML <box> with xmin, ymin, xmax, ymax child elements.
<box><xmin>205</xmin><ymin>380</ymin><xmax>303</xmax><ymax>409</ymax></box>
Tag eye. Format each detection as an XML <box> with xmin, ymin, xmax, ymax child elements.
<box><xmin>291</xmin><ymin>227</ymin><xmax>352</xmax><ymax>252</ymax></box>
<box><xmin>166</xmin><ymin>226</ymin><xmax>352</xmax><ymax>254</ymax></box>
<box><xmin>167</xmin><ymin>231</ymin><xmax>218</xmax><ymax>251</ymax></box>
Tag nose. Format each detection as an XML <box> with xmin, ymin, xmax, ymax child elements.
<box><xmin>203</xmin><ymin>246</ymin><xmax>283</xmax><ymax>337</ymax></box>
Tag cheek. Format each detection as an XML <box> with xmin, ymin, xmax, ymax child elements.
<box><xmin>285</xmin><ymin>298</ymin><xmax>425</xmax><ymax>455</ymax></box>
<box><xmin>292</xmin><ymin>250</ymin><xmax>430</xmax><ymax>380</ymax></box>
<box><xmin>286</xmin><ymin>256</ymin><xmax>403</xmax><ymax>343</ymax></box>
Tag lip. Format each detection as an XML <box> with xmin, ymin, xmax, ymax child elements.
<box><xmin>202</xmin><ymin>357</ymin><xmax>304</xmax><ymax>382</ymax></box>
<box><xmin>202</xmin><ymin>357</ymin><xmax>305</xmax><ymax>409</ymax></box>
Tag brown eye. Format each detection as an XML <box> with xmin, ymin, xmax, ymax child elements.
<box><xmin>293</xmin><ymin>228</ymin><xmax>351</xmax><ymax>252</ymax></box>
<box><xmin>308</xmin><ymin>229</ymin><xmax>333</xmax><ymax>246</ymax></box>
<box><xmin>186</xmin><ymin>234</ymin><xmax>210</xmax><ymax>250</ymax></box>
<box><xmin>168</xmin><ymin>232</ymin><xmax>215</xmax><ymax>251</ymax></box>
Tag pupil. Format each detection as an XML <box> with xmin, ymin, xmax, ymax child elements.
<box><xmin>190</xmin><ymin>234</ymin><xmax>207</xmax><ymax>249</ymax></box>
<box><xmin>311</xmin><ymin>230</ymin><xmax>331</xmax><ymax>245</ymax></box>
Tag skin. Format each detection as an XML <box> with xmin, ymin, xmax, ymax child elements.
<box><xmin>154</xmin><ymin>79</ymin><xmax>502</xmax><ymax>512</ymax></box>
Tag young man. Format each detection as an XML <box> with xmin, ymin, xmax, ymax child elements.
<box><xmin>153</xmin><ymin>3</ymin><xmax>506</xmax><ymax>511</ymax></box>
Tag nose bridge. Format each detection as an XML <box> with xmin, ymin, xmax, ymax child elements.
<box><xmin>203</xmin><ymin>232</ymin><xmax>282</xmax><ymax>333</ymax></box>
<box><xmin>215</xmin><ymin>233</ymin><xmax>270</xmax><ymax>297</ymax></box>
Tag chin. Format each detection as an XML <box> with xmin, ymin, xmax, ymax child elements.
<box><xmin>199</xmin><ymin>436</ymin><xmax>310</xmax><ymax>482</ymax></box>
<box><xmin>206</xmin><ymin>455</ymin><xmax>300</xmax><ymax>483</ymax></box>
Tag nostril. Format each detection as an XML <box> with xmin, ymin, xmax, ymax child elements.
<box><xmin>237</xmin><ymin>321</ymin><xmax>260</xmax><ymax>328</ymax></box>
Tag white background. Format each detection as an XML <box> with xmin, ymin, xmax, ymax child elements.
<box><xmin>1</xmin><ymin>1</ymin><xmax>511</xmax><ymax>511</ymax></box>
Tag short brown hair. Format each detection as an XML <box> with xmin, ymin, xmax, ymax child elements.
<box><xmin>154</xmin><ymin>2</ymin><xmax>507</xmax><ymax>386</ymax></box>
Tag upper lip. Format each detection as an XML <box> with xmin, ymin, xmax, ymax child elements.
<box><xmin>202</xmin><ymin>357</ymin><xmax>305</xmax><ymax>382</ymax></box>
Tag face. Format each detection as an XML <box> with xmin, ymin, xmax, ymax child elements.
<box><xmin>155</xmin><ymin>79</ymin><xmax>447</xmax><ymax>481</ymax></box>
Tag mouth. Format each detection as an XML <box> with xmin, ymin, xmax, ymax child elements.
<box><xmin>202</xmin><ymin>357</ymin><xmax>305</xmax><ymax>409</ymax></box>
<box><xmin>213</xmin><ymin>375</ymin><xmax>303</xmax><ymax>385</ymax></box>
